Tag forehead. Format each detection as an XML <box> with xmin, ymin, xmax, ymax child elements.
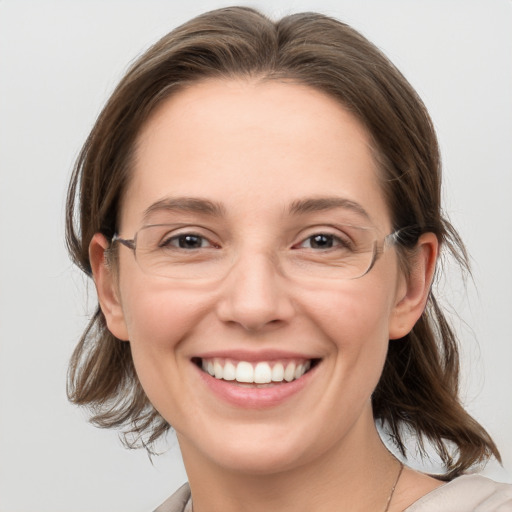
<box><xmin>121</xmin><ymin>79</ymin><xmax>390</xmax><ymax>230</ymax></box>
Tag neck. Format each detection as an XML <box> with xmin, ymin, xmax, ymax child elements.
<box><xmin>179</xmin><ymin>416</ymin><xmax>401</xmax><ymax>512</ymax></box>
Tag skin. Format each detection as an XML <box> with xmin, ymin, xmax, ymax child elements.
<box><xmin>90</xmin><ymin>80</ymin><xmax>442</xmax><ymax>511</ymax></box>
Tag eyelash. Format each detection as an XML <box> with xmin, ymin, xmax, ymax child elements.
<box><xmin>160</xmin><ymin>233</ymin><xmax>218</xmax><ymax>249</ymax></box>
<box><xmin>160</xmin><ymin>231</ymin><xmax>352</xmax><ymax>251</ymax></box>
<box><xmin>294</xmin><ymin>233</ymin><xmax>351</xmax><ymax>251</ymax></box>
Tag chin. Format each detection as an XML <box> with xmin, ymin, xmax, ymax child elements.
<box><xmin>211</xmin><ymin>442</ymin><xmax>314</xmax><ymax>476</ymax></box>
<box><xmin>177</xmin><ymin>418</ymin><xmax>334</xmax><ymax>477</ymax></box>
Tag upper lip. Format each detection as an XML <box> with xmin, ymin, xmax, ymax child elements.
<box><xmin>193</xmin><ymin>349</ymin><xmax>320</xmax><ymax>362</ymax></box>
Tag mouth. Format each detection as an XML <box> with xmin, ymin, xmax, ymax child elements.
<box><xmin>192</xmin><ymin>357</ymin><xmax>320</xmax><ymax>387</ymax></box>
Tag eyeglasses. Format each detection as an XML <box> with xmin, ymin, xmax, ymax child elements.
<box><xmin>111</xmin><ymin>224</ymin><xmax>407</xmax><ymax>281</ymax></box>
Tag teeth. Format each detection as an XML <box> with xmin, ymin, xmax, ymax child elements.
<box><xmin>223</xmin><ymin>361</ymin><xmax>236</xmax><ymax>381</ymax></box>
<box><xmin>236</xmin><ymin>361</ymin><xmax>254</xmax><ymax>383</ymax></box>
<box><xmin>200</xmin><ymin>358</ymin><xmax>312</xmax><ymax>384</ymax></box>
<box><xmin>284</xmin><ymin>362</ymin><xmax>296</xmax><ymax>382</ymax></box>
<box><xmin>254</xmin><ymin>362</ymin><xmax>272</xmax><ymax>384</ymax></box>
<box><xmin>271</xmin><ymin>363</ymin><xmax>284</xmax><ymax>382</ymax></box>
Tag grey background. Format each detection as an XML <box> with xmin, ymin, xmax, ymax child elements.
<box><xmin>0</xmin><ymin>1</ymin><xmax>511</xmax><ymax>510</ymax></box>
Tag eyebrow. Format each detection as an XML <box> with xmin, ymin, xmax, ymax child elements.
<box><xmin>288</xmin><ymin>197</ymin><xmax>371</xmax><ymax>220</ymax></box>
<box><xmin>143</xmin><ymin>197</ymin><xmax>226</xmax><ymax>222</ymax></box>
<box><xmin>142</xmin><ymin>195</ymin><xmax>371</xmax><ymax>223</ymax></box>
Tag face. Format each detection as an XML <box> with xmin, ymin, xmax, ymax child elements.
<box><xmin>93</xmin><ymin>79</ymin><xmax>428</xmax><ymax>475</ymax></box>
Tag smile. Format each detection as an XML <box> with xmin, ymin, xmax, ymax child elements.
<box><xmin>194</xmin><ymin>357</ymin><xmax>318</xmax><ymax>385</ymax></box>
<box><xmin>192</xmin><ymin>355</ymin><xmax>321</xmax><ymax>408</ymax></box>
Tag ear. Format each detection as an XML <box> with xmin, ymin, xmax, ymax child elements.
<box><xmin>89</xmin><ymin>233</ymin><xmax>130</xmax><ymax>341</ymax></box>
<box><xmin>388</xmin><ymin>232</ymin><xmax>439</xmax><ymax>340</ymax></box>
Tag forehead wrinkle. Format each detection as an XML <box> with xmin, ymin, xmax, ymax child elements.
<box><xmin>288</xmin><ymin>197</ymin><xmax>371</xmax><ymax>222</ymax></box>
<box><xmin>142</xmin><ymin>196</ymin><xmax>226</xmax><ymax>223</ymax></box>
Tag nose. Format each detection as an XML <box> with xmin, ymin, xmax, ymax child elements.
<box><xmin>215</xmin><ymin>251</ymin><xmax>295</xmax><ymax>332</ymax></box>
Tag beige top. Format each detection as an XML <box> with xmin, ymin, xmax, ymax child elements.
<box><xmin>154</xmin><ymin>475</ymin><xmax>512</xmax><ymax>512</ymax></box>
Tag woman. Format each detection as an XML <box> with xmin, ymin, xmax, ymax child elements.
<box><xmin>66</xmin><ymin>7</ymin><xmax>512</xmax><ymax>511</ymax></box>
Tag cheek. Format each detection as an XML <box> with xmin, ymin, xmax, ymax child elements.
<box><xmin>118</xmin><ymin>278</ymin><xmax>210</xmax><ymax>380</ymax></box>
<box><xmin>303</xmin><ymin>279</ymin><xmax>396</xmax><ymax>386</ymax></box>
<box><xmin>119</xmin><ymin>270</ymin><xmax>209</xmax><ymax>348</ymax></box>
<box><xmin>117</xmin><ymin>281</ymin><xmax>215</xmax><ymax>421</ymax></box>
<box><xmin>308</xmin><ymin>281</ymin><xmax>394</xmax><ymax>345</ymax></box>
<box><xmin>124</xmin><ymin>291</ymin><xmax>181</xmax><ymax>350</ymax></box>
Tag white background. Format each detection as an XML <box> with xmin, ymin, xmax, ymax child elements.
<box><xmin>0</xmin><ymin>1</ymin><xmax>511</xmax><ymax>510</ymax></box>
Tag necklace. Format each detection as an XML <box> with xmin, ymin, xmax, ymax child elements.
<box><xmin>188</xmin><ymin>461</ymin><xmax>405</xmax><ymax>512</ymax></box>
<box><xmin>383</xmin><ymin>461</ymin><xmax>404</xmax><ymax>512</ymax></box>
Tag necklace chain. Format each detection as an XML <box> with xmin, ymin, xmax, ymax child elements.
<box><xmin>188</xmin><ymin>461</ymin><xmax>405</xmax><ymax>512</ymax></box>
<box><xmin>383</xmin><ymin>461</ymin><xmax>404</xmax><ymax>512</ymax></box>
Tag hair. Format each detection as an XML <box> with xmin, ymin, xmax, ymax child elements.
<box><xmin>66</xmin><ymin>6</ymin><xmax>500</xmax><ymax>479</ymax></box>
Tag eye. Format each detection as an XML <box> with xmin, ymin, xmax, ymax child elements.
<box><xmin>297</xmin><ymin>233</ymin><xmax>350</xmax><ymax>250</ymax></box>
<box><xmin>162</xmin><ymin>233</ymin><xmax>214</xmax><ymax>249</ymax></box>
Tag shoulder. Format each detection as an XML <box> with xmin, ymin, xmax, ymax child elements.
<box><xmin>405</xmin><ymin>475</ymin><xmax>512</xmax><ymax>512</ymax></box>
<box><xmin>153</xmin><ymin>483</ymin><xmax>192</xmax><ymax>512</ymax></box>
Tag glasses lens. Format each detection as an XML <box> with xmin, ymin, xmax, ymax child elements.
<box><xmin>282</xmin><ymin>225</ymin><xmax>377</xmax><ymax>280</ymax></box>
<box><xmin>134</xmin><ymin>224</ymin><xmax>229</xmax><ymax>280</ymax></box>
<box><xmin>132</xmin><ymin>224</ymin><xmax>379</xmax><ymax>280</ymax></box>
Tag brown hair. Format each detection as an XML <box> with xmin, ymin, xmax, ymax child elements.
<box><xmin>66</xmin><ymin>6</ymin><xmax>500</xmax><ymax>478</ymax></box>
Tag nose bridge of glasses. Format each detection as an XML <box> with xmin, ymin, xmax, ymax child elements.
<box><xmin>226</xmin><ymin>240</ymin><xmax>284</xmax><ymax>278</ymax></box>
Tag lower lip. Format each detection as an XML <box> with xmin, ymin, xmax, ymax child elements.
<box><xmin>195</xmin><ymin>363</ymin><xmax>318</xmax><ymax>409</ymax></box>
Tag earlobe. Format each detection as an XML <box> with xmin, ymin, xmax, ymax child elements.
<box><xmin>89</xmin><ymin>233</ymin><xmax>130</xmax><ymax>341</ymax></box>
<box><xmin>388</xmin><ymin>232</ymin><xmax>439</xmax><ymax>340</ymax></box>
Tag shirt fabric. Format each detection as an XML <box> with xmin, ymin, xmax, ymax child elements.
<box><xmin>154</xmin><ymin>475</ymin><xmax>512</xmax><ymax>512</ymax></box>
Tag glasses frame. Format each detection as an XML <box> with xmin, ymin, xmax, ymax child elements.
<box><xmin>111</xmin><ymin>225</ymin><xmax>411</xmax><ymax>281</ymax></box>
